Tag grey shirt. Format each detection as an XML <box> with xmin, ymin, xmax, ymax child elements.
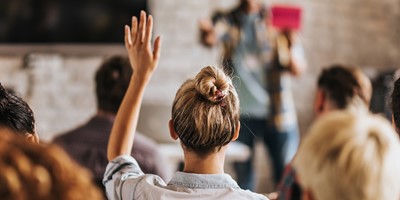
<box><xmin>103</xmin><ymin>155</ymin><xmax>268</xmax><ymax>200</ymax></box>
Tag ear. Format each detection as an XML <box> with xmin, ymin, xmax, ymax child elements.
<box><xmin>231</xmin><ymin>122</ymin><xmax>240</xmax><ymax>141</ymax></box>
<box><xmin>314</xmin><ymin>89</ymin><xmax>325</xmax><ymax>116</ymax></box>
<box><xmin>168</xmin><ymin>119</ymin><xmax>179</xmax><ymax>140</ymax></box>
<box><xmin>26</xmin><ymin>133</ymin><xmax>39</xmax><ymax>144</ymax></box>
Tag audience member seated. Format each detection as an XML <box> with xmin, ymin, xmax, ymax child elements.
<box><xmin>53</xmin><ymin>56</ymin><xmax>167</xmax><ymax>193</ymax></box>
<box><xmin>294</xmin><ymin>111</ymin><xmax>400</xmax><ymax>200</ymax></box>
<box><xmin>391</xmin><ymin>77</ymin><xmax>400</xmax><ymax>134</ymax></box>
<box><xmin>0</xmin><ymin>83</ymin><xmax>39</xmax><ymax>143</ymax></box>
<box><xmin>277</xmin><ymin>65</ymin><xmax>372</xmax><ymax>200</ymax></box>
<box><xmin>104</xmin><ymin>11</ymin><xmax>268</xmax><ymax>199</ymax></box>
<box><xmin>313</xmin><ymin>65</ymin><xmax>371</xmax><ymax>117</ymax></box>
<box><xmin>0</xmin><ymin>131</ymin><xmax>103</xmax><ymax>200</ymax></box>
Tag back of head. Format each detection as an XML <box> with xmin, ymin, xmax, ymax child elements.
<box><xmin>294</xmin><ymin>111</ymin><xmax>400</xmax><ymax>200</ymax></box>
<box><xmin>0</xmin><ymin>83</ymin><xmax>36</xmax><ymax>136</ymax></box>
<box><xmin>392</xmin><ymin>77</ymin><xmax>400</xmax><ymax>132</ymax></box>
<box><xmin>95</xmin><ymin>56</ymin><xmax>132</xmax><ymax>114</ymax></box>
<box><xmin>317</xmin><ymin>65</ymin><xmax>368</xmax><ymax>110</ymax></box>
<box><xmin>171</xmin><ymin>66</ymin><xmax>240</xmax><ymax>155</ymax></box>
<box><xmin>0</xmin><ymin>132</ymin><xmax>103</xmax><ymax>200</ymax></box>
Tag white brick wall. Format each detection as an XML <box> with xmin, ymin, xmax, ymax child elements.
<box><xmin>0</xmin><ymin>0</ymin><xmax>399</xmax><ymax>141</ymax></box>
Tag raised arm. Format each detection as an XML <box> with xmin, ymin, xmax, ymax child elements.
<box><xmin>286</xmin><ymin>32</ymin><xmax>307</xmax><ymax>76</ymax></box>
<box><xmin>276</xmin><ymin>30</ymin><xmax>307</xmax><ymax>76</ymax></box>
<box><xmin>107</xmin><ymin>11</ymin><xmax>162</xmax><ymax>161</ymax></box>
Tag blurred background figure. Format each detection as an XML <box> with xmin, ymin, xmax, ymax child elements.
<box><xmin>278</xmin><ymin>64</ymin><xmax>372</xmax><ymax>200</ymax></box>
<box><xmin>0</xmin><ymin>131</ymin><xmax>103</xmax><ymax>200</ymax></box>
<box><xmin>199</xmin><ymin>0</ymin><xmax>307</xmax><ymax>189</ymax></box>
<box><xmin>53</xmin><ymin>56</ymin><xmax>167</xmax><ymax>195</ymax></box>
<box><xmin>313</xmin><ymin>65</ymin><xmax>371</xmax><ymax>117</ymax></box>
<box><xmin>0</xmin><ymin>83</ymin><xmax>39</xmax><ymax>143</ymax></box>
<box><xmin>294</xmin><ymin>111</ymin><xmax>400</xmax><ymax>200</ymax></box>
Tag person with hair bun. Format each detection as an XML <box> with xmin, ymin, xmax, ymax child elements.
<box><xmin>104</xmin><ymin>11</ymin><xmax>268</xmax><ymax>199</ymax></box>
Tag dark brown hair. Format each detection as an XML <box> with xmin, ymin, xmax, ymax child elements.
<box><xmin>95</xmin><ymin>56</ymin><xmax>132</xmax><ymax>114</ymax></box>
<box><xmin>318</xmin><ymin>65</ymin><xmax>366</xmax><ymax>109</ymax></box>
<box><xmin>0</xmin><ymin>83</ymin><xmax>35</xmax><ymax>136</ymax></box>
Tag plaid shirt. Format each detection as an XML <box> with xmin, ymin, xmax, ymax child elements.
<box><xmin>212</xmin><ymin>6</ymin><xmax>299</xmax><ymax>131</ymax></box>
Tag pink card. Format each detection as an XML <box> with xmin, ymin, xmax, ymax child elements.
<box><xmin>270</xmin><ymin>5</ymin><xmax>302</xmax><ymax>31</ymax></box>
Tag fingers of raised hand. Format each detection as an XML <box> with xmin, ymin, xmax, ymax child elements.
<box><xmin>144</xmin><ymin>15</ymin><xmax>153</xmax><ymax>48</ymax></box>
<box><xmin>124</xmin><ymin>25</ymin><xmax>132</xmax><ymax>50</ymax></box>
<box><xmin>153</xmin><ymin>36</ymin><xmax>162</xmax><ymax>60</ymax></box>
<box><xmin>131</xmin><ymin>16</ymin><xmax>138</xmax><ymax>45</ymax></box>
<box><xmin>136</xmin><ymin>11</ymin><xmax>147</xmax><ymax>46</ymax></box>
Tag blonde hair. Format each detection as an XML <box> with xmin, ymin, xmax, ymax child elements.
<box><xmin>294</xmin><ymin>111</ymin><xmax>400</xmax><ymax>200</ymax></box>
<box><xmin>0</xmin><ymin>133</ymin><xmax>103</xmax><ymax>200</ymax></box>
<box><xmin>172</xmin><ymin>66</ymin><xmax>240</xmax><ymax>155</ymax></box>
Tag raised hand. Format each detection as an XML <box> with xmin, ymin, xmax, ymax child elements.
<box><xmin>125</xmin><ymin>11</ymin><xmax>161</xmax><ymax>83</ymax></box>
<box><xmin>107</xmin><ymin>11</ymin><xmax>161</xmax><ymax>161</ymax></box>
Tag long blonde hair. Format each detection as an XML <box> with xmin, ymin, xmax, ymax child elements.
<box><xmin>0</xmin><ymin>133</ymin><xmax>103</xmax><ymax>200</ymax></box>
<box><xmin>172</xmin><ymin>66</ymin><xmax>240</xmax><ymax>155</ymax></box>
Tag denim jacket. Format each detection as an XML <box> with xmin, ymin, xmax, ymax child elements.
<box><xmin>103</xmin><ymin>155</ymin><xmax>268</xmax><ymax>200</ymax></box>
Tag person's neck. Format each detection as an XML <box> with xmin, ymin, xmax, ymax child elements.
<box><xmin>96</xmin><ymin>110</ymin><xmax>116</xmax><ymax>121</ymax></box>
<box><xmin>182</xmin><ymin>146</ymin><xmax>227</xmax><ymax>174</ymax></box>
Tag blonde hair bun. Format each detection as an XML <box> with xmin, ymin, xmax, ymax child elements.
<box><xmin>195</xmin><ymin>66</ymin><xmax>230</xmax><ymax>103</ymax></box>
<box><xmin>172</xmin><ymin>65</ymin><xmax>239</xmax><ymax>155</ymax></box>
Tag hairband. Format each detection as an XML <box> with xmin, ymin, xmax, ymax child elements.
<box><xmin>214</xmin><ymin>89</ymin><xmax>226</xmax><ymax>107</ymax></box>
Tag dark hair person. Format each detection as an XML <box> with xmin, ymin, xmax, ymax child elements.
<box><xmin>53</xmin><ymin>55</ymin><xmax>167</xmax><ymax>196</ymax></box>
<box><xmin>95</xmin><ymin>56</ymin><xmax>132</xmax><ymax>114</ymax></box>
<box><xmin>0</xmin><ymin>83</ymin><xmax>38</xmax><ymax>143</ymax></box>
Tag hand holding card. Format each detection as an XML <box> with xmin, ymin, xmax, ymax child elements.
<box><xmin>270</xmin><ymin>5</ymin><xmax>302</xmax><ymax>31</ymax></box>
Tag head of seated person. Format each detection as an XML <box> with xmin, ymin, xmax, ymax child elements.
<box><xmin>169</xmin><ymin>66</ymin><xmax>240</xmax><ymax>171</ymax></box>
<box><xmin>314</xmin><ymin>64</ymin><xmax>371</xmax><ymax>117</ymax></box>
<box><xmin>0</xmin><ymin>83</ymin><xmax>38</xmax><ymax>143</ymax></box>
<box><xmin>95</xmin><ymin>56</ymin><xmax>132</xmax><ymax>116</ymax></box>
<box><xmin>294</xmin><ymin>111</ymin><xmax>400</xmax><ymax>200</ymax></box>
<box><xmin>0</xmin><ymin>131</ymin><xmax>103</xmax><ymax>200</ymax></box>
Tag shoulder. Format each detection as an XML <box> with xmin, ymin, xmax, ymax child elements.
<box><xmin>52</xmin><ymin>129</ymin><xmax>78</xmax><ymax>144</ymax></box>
<box><xmin>104</xmin><ymin>155</ymin><xmax>168</xmax><ymax>199</ymax></box>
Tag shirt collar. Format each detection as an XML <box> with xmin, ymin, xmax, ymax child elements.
<box><xmin>168</xmin><ymin>171</ymin><xmax>240</xmax><ymax>189</ymax></box>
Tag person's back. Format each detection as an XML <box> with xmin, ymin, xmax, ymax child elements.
<box><xmin>104</xmin><ymin>65</ymin><xmax>268</xmax><ymax>199</ymax></box>
<box><xmin>104</xmin><ymin>12</ymin><xmax>268</xmax><ymax>200</ymax></box>
<box><xmin>53</xmin><ymin>56</ymin><xmax>166</xmax><ymax>191</ymax></box>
